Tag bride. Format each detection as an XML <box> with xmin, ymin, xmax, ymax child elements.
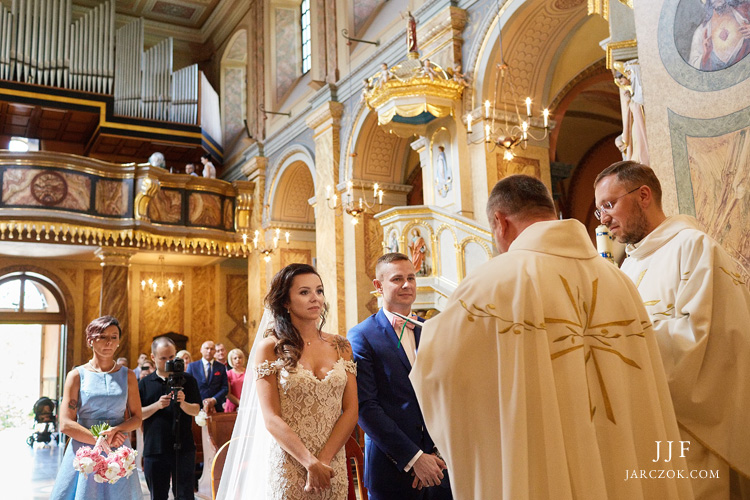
<box><xmin>218</xmin><ymin>263</ymin><xmax>358</xmax><ymax>499</ymax></box>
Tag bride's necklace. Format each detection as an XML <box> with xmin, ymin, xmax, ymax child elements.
<box><xmin>86</xmin><ymin>360</ymin><xmax>118</xmax><ymax>374</ymax></box>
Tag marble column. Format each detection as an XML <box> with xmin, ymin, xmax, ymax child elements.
<box><xmin>306</xmin><ymin>100</ymin><xmax>346</xmax><ymax>335</ymax></box>
<box><xmin>242</xmin><ymin>155</ymin><xmax>268</xmax><ymax>342</ymax></box>
<box><xmin>95</xmin><ymin>248</ymin><xmax>134</xmax><ymax>361</ymax></box>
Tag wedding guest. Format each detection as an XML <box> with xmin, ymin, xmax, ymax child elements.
<box><xmin>175</xmin><ymin>350</ymin><xmax>193</xmax><ymax>365</ymax></box>
<box><xmin>214</xmin><ymin>343</ymin><xmax>231</xmax><ymax>369</ymax></box>
<box><xmin>185</xmin><ymin>163</ymin><xmax>198</xmax><ymax>176</ymax></box>
<box><xmin>139</xmin><ymin>361</ymin><xmax>155</xmax><ymax>381</ymax></box>
<box><xmin>116</xmin><ymin>357</ymin><xmax>128</xmax><ymax>368</ymax></box>
<box><xmin>186</xmin><ymin>341</ymin><xmax>228</xmax><ymax>413</ymax></box>
<box><xmin>133</xmin><ymin>353</ymin><xmax>148</xmax><ymax>379</ymax></box>
<box><xmin>139</xmin><ymin>336</ymin><xmax>201</xmax><ymax>500</ymax></box>
<box><xmin>223</xmin><ymin>349</ymin><xmax>246</xmax><ymax>412</ymax></box>
<box><xmin>50</xmin><ymin>316</ymin><xmax>143</xmax><ymax>500</ymax></box>
<box><xmin>200</xmin><ymin>154</ymin><xmax>216</xmax><ymax>179</ymax></box>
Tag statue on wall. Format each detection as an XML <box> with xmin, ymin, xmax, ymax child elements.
<box><xmin>452</xmin><ymin>64</ymin><xmax>470</xmax><ymax>87</ymax></box>
<box><xmin>420</xmin><ymin>59</ymin><xmax>439</xmax><ymax>81</ymax></box>
<box><xmin>410</xmin><ymin>228</ymin><xmax>427</xmax><ymax>275</ymax></box>
<box><xmin>378</xmin><ymin>63</ymin><xmax>393</xmax><ymax>88</ymax></box>
<box><xmin>388</xmin><ymin>231</ymin><xmax>399</xmax><ymax>253</ymax></box>
<box><xmin>435</xmin><ymin>145</ymin><xmax>453</xmax><ymax>198</ymax></box>
<box><xmin>613</xmin><ymin>60</ymin><xmax>650</xmax><ymax>166</ymax></box>
<box><xmin>403</xmin><ymin>11</ymin><xmax>419</xmax><ymax>54</ymax></box>
<box><xmin>687</xmin><ymin>0</ymin><xmax>750</xmax><ymax>72</ymax></box>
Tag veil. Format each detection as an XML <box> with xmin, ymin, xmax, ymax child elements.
<box><xmin>215</xmin><ymin>309</ymin><xmax>274</xmax><ymax>500</ymax></box>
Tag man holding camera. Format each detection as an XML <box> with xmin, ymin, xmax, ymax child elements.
<box><xmin>139</xmin><ymin>336</ymin><xmax>201</xmax><ymax>500</ymax></box>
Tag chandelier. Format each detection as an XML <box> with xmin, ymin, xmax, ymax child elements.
<box><xmin>140</xmin><ymin>255</ymin><xmax>183</xmax><ymax>308</ymax></box>
<box><xmin>324</xmin><ymin>178</ymin><xmax>383</xmax><ymax>225</ymax></box>
<box><xmin>467</xmin><ymin>42</ymin><xmax>550</xmax><ymax>160</ymax></box>
<box><xmin>242</xmin><ymin>228</ymin><xmax>291</xmax><ymax>262</ymax></box>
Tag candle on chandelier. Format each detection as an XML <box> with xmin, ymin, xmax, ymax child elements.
<box><xmin>484</xmin><ymin>100</ymin><xmax>491</xmax><ymax>119</ymax></box>
<box><xmin>285</xmin><ymin>231</ymin><xmax>290</xmax><ymax>244</ymax></box>
<box><xmin>543</xmin><ymin>108</ymin><xmax>549</xmax><ymax>128</ymax></box>
<box><xmin>485</xmin><ymin>124</ymin><xmax>491</xmax><ymax>143</ymax></box>
<box><xmin>522</xmin><ymin>121</ymin><xmax>529</xmax><ymax>140</ymax></box>
<box><xmin>373</xmin><ymin>183</ymin><xmax>379</xmax><ymax>197</ymax></box>
<box><xmin>326</xmin><ymin>185</ymin><xmax>331</xmax><ymax>200</ymax></box>
<box><xmin>467</xmin><ymin>114</ymin><xmax>472</xmax><ymax>133</ymax></box>
<box><xmin>378</xmin><ymin>189</ymin><xmax>383</xmax><ymax>204</ymax></box>
<box><xmin>525</xmin><ymin>97</ymin><xmax>532</xmax><ymax>117</ymax></box>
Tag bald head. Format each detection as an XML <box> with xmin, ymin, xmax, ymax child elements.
<box><xmin>200</xmin><ymin>341</ymin><xmax>216</xmax><ymax>361</ymax></box>
<box><xmin>151</xmin><ymin>336</ymin><xmax>175</xmax><ymax>354</ymax></box>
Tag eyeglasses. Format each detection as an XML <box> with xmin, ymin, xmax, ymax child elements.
<box><xmin>594</xmin><ymin>186</ymin><xmax>641</xmax><ymax>221</ymax></box>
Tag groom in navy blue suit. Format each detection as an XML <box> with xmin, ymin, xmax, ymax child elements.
<box><xmin>349</xmin><ymin>253</ymin><xmax>452</xmax><ymax>500</ymax></box>
<box><xmin>186</xmin><ymin>340</ymin><xmax>228</xmax><ymax>413</ymax></box>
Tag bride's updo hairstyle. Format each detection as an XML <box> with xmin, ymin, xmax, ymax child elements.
<box><xmin>264</xmin><ymin>263</ymin><xmax>329</xmax><ymax>368</ymax></box>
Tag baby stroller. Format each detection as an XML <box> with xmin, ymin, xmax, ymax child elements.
<box><xmin>26</xmin><ymin>397</ymin><xmax>58</xmax><ymax>447</ymax></box>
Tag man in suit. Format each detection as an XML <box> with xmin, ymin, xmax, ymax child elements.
<box><xmin>348</xmin><ymin>253</ymin><xmax>452</xmax><ymax>500</ymax></box>
<box><xmin>185</xmin><ymin>341</ymin><xmax>228</xmax><ymax>413</ymax></box>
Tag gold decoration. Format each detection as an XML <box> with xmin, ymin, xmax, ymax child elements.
<box><xmin>461</xmin><ymin>274</ymin><xmax>649</xmax><ymax>424</ymax></box>
<box><xmin>606</xmin><ymin>39</ymin><xmax>638</xmax><ymax>69</ymax></box>
<box><xmin>364</xmin><ymin>58</ymin><xmax>464</xmax><ymax>128</ymax></box>
<box><xmin>134</xmin><ymin>177</ymin><xmax>160</xmax><ymax>221</ymax></box>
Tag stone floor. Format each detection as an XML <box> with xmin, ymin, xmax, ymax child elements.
<box><xmin>0</xmin><ymin>427</ymin><xmax>175</xmax><ymax>499</ymax></box>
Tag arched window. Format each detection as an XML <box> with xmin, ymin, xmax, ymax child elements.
<box><xmin>0</xmin><ymin>272</ymin><xmax>63</xmax><ymax>321</ymax></box>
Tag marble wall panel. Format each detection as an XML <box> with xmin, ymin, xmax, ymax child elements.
<box><xmin>191</xmin><ymin>266</ymin><xmax>216</xmax><ymax>350</ymax></box>
<box><xmin>225</xmin><ymin>274</ymin><xmax>249</xmax><ymax>352</ymax></box>
<box><xmin>149</xmin><ymin>189</ymin><xmax>182</xmax><ymax>223</ymax></box>
<box><xmin>138</xmin><ymin>270</ymin><xmax>186</xmax><ymax>355</ymax></box>
<box><xmin>280</xmin><ymin>248</ymin><xmax>312</xmax><ymax>267</ymax></box>
<box><xmin>82</xmin><ymin>269</ymin><xmax>102</xmax><ymax>360</ymax></box>
<box><xmin>363</xmin><ymin>213</ymin><xmax>382</xmax><ymax>314</ymax></box>
<box><xmin>189</xmin><ymin>192</ymin><xmax>222</xmax><ymax>227</ymax></box>
<box><xmin>95</xmin><ymin>180</ymin><xmax>129</xmax><ymax>216</ymax></box>
<box><xmin>2</xmin><ymin>168</ymin><xmax>90</xmax><ymax>210</ymax></box>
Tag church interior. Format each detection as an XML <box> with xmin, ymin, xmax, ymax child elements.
<box><xmin>0</xmin><ymin>0</ymin><xmax>748</xmax><ymax>496</ymax></box>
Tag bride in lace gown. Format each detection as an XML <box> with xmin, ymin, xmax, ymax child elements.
<box><xmin>236</xmin><ymin>263</ymin><xmax>358</xmax><ymax>499</ymax></box>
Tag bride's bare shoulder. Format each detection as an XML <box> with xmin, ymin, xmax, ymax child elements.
<box><xmin>255</xmin><ymin>335</ymin><xmax>279</xmax><ymax>360</ymax></box>
<box><xmin>323</xmin><ymin>332</ymin><xmax>352</xmax><ymax>359</ymax></box>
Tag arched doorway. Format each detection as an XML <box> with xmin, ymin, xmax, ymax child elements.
<box><xmin>0</xmin><ymin>272</ymin><xmax>66</xmax><ymax>429</ymax></box>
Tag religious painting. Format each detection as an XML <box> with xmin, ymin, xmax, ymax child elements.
<box><xmin>223</xmin><ymin>198</ymin><xmax>234</xmax><ymax>230</ymax></box>
<box><xmin>408</xmin><ymin>225</ymin><xmax>430</xmax><ymax>276</ymax></box>
<box><xmin>674</xmin><ymin>0</ymin><xmax>750</xmax><ymax>72</ymax></box>
<box><xmin>687</xmin><ymin>128</ymin><xmax>750</xmax><ymax>281</ymax></box>
<box><xmin>497</xmin><ymin>155</ymin><xmax>541</xmax><ymax>180</ymax></box>
<box><xmin>1</xmin><ymin>168</ymin><xmax>90</xmax><ymax>211</ymax></box>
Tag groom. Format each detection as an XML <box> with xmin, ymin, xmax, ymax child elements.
<box><xmin>348</xmin><ymin>253</ymin><xmax>452</xmax><ymax>500</ymax></box>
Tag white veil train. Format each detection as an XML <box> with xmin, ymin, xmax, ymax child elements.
<box><xmin>215</xmin><ymin>309</ymin><xmax>274</xmax><ymax>500</ymax></box>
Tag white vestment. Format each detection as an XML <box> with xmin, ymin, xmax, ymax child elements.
<box><xmin>411</xmin><ymin>219</ymin><xmax>692</xmax><ymax>500</ymax></box>
<box><xmin>621</xmin><ymin>215</ymin><xmax>750</xmax><ymax>491</ymax></box>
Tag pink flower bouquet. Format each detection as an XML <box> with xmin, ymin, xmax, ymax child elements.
<box><xmin>72</xmin><ymin>423</ymin><xmax>138</xmax><ymax>484</ymax></box>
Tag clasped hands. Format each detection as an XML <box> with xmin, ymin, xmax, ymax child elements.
<box><xmin>411</xmin><ymin>452</ymin><xmax>447</xmax><ymax>490</ymax></box>
<box><xmin>98</xmin><ymin>426</ymin><xmax>127</xmax><ymax>448</ymax></box>
<box><xmin>304</xmin><ymin>457</ymin><xmax>335</xmax><ymax>494</ymax></box>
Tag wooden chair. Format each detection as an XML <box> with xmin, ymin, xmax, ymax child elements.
<box><xmin>346</xmin><ymin>434</ymin><xmax>367</xmax><ymax>500</ymax></box>
<box><xmin>197</xmin><ymin>411</ymin><xmax>237</xmax><ymax>498</ymax></box>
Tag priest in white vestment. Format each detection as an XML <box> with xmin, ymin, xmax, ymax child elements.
<box><xmin>595</xmin><ymin>161</ymin><xmax>750</xmax><ymax>500</ymax></box>
<box><xmin>411</xmin><ymin>175</ymin><xmax>692</xmax><ymax>500</ymax></box>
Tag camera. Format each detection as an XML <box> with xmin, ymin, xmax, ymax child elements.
<box><xmin>165</xmin><ymin>358</ymin><xmax>186</xmax><ymax>402</ymax></box>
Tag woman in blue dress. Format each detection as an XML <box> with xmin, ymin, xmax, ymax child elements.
<box><xmin>50</xmin><ymin>315</ymin><xmax>143</xmax><ymax>500</ymax></box>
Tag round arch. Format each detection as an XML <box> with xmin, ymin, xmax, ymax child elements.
<box><xmin>266</xmin><ymin>144</ymin><xmax>316</xmax><ymax>225</ymax></box>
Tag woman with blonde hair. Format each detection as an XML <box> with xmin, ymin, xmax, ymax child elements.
<box><xmin>224</xmin><ymin>348</ymin><xmax>246</xmax><ymax>412</ymax></box>
<box><xmin>175</xmin><ymin>349</ymin><xmax>193</xmax><ymax>365</ymax></box>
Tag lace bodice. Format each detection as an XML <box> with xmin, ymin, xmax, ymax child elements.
<box><xmin>255</xmin><ymin>357</ymin><xmax>356</xmax><ymax>500</ymax></box>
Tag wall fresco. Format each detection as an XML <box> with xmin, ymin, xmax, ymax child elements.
<box><xmin>2</xmin><ymin>168</ymin><xmax>91</xmax><ymax>211</ymax></box>
<box><xmin>149</xmin><ymin>189</ymin><xmax>183</xmax><ymax>223</ymax></box>
<box><xmin>95</xmin><ymin>180</ymin><xmax>129</xmax><ymax>216</ymax></box>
